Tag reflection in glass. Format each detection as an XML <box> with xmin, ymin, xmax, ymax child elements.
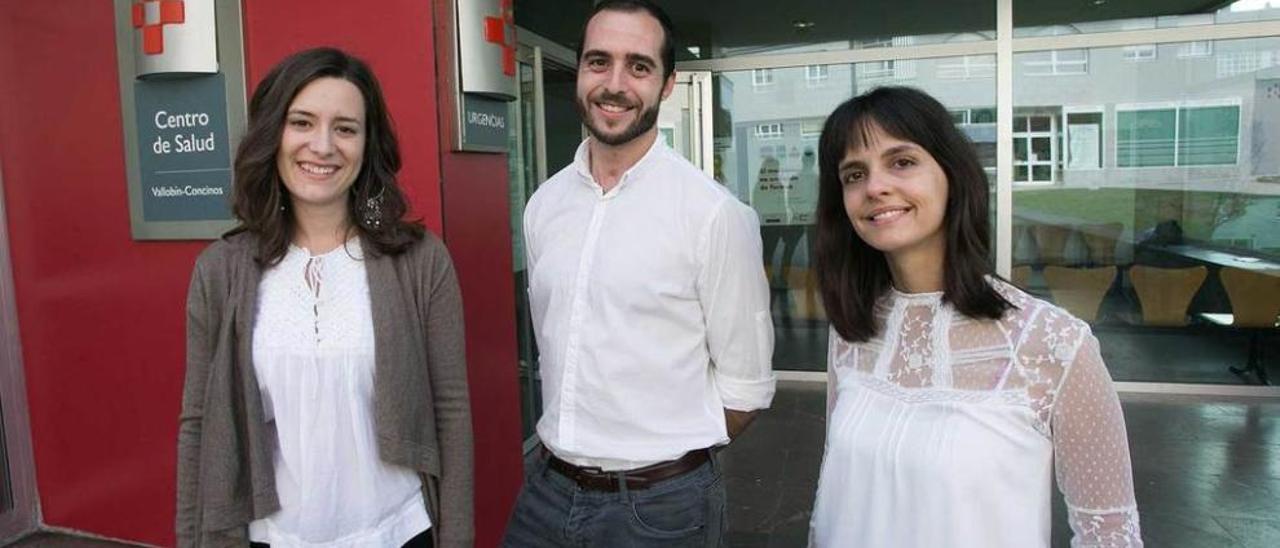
<box><xmin>508</xmin><ymin>62</ymin><xmax>540</xmax><ymax>441</ymax></box>
<box><xmin>1013</xmin><ymin>36</ymin><xmax>1280</xmax><ymax>385</ymax></box>
<box><xmin>667</xmin><ymin>1</ymin><xmax>994</xmax><ymax>60</ymax></box>
<box><xmin>719</xmin><ymin>61</ymin><xmax>995</xmax><ymax>370</ymax></box>
<box><xmin>508</xmin><ymin>56</ymin><xmax>582</xmax><ymax>441</ymax></box>
<box><xmin>1014</xmin><ymin>0</ymin><xmax>1280</xmax><ymax>36</ymax></box>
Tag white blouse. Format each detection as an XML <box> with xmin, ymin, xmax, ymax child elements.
<box><xmin>810</xmin><ymin>280</ymin><xmax>1142</xmax><ymax>548</ymax></box>
<box><xmin>248</xmin><ymin>241</ymin><xmax>430</xmax><ymax>547</ymax></box>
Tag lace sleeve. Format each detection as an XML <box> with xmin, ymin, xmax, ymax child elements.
<box><xmin>1051</xmin><ymin>331</ymin><xmax>1143</xmax><ymax>547</ymax></box>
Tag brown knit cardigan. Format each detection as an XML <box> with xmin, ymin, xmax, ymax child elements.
<box><xmin>177</xmin><ymin>231</ymin><xmax>474</xmax><ymax>547</ymax></box>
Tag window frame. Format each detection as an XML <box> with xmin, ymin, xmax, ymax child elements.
<box><xmin>937</xmin><ymin>54</ymin><xmax>997</xmax><ymax>78</ymax></box>
<box><xmin>1177</xmin><ymin>40</ymin><xmax>1214</xmax><ymax>58</ymax></box>
<box><xmin>755</xmin><ymin>122</ymin><xmax>784</xmax><ymax>140</ymax></box>
<box><xmin>804</xmin><ymin>64</ymin><xmax>830</xmax><ymax>87</ymax></box>
<box><xmin>1123</xmin><ymin>44</ymin><xmax>1158</xmax><ymax>61</ymax></box>
<box><xmin>1023</xmin><ymin>48</ymin><xmax>1089</xmax><ymax>76</ymax></box>
<box><xmin>751</xmin><ymin>68</ymin><xmax>776</xmax><ymax>88</ymax></box>
<box><xmin>1114</xmin><ymin>98</ymin><xmax>1242</xmax><ymax>169</ymax></box>
<box><xmin>1012</xmin><ymin>111</ymin><xmax>1060</xmax><ymax>186</ymax></box>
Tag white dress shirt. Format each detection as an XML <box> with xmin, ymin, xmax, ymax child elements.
<box><xmin>249</xmin><ymin>241</ymin><xmax>431</xmax><ymax>547</ymax></box>
<box><xmin>524</xmin><ymin>138</ymin><xmax>777</xmax><ymax>471</ymax></box>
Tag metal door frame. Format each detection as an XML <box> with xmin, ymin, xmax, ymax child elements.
<box><xmin>514</xmin><ymin>28</ymin><xmax>581</xmax><ymax>453</ymax></box>
<box><xmin>671</xmin><ymin>71</ymin><xmax>715</xmax><ymax>177</ymax></box>
<box><xmin>0</xmin><ymin>157</ymin><xmax>39</xmax><ymax>543</ymax></box>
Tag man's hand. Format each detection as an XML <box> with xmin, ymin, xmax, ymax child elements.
<box><xmin>724</xmin><ymin>408</ymin><xmax>759</xmax><ymax>440</ymax></box>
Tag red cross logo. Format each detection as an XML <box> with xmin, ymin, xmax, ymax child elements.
<box><xmin>131</xmin><ymin>0</ymin><xmax>185</xmax><ymax>55</ymax></box>
<box><xmin>483</xmin><ymin>0</ymin><xmax>516</xmax><ymax>77</ymax></box>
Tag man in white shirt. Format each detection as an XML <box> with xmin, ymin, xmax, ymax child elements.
<box><xmin>501</xmin><ymin>1</ymin><xmax>775</xmax><ymax>546</ymax></box>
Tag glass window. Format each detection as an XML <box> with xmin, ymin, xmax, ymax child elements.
<box><xmin>938</xmin><ymin>55</ymin><xmax>997</xmax><ymax>79</ymax></box>
<box><xmin>1178</xmin><ymin>40</ymin><xmax>1214</xmax><ymax>58</ymax></box>
<box><xmin>505</xmin><ymin>53</ymin><xmax>579</xmax><ymax>442</ymax></box>
<box><xmin>1123</xmin><ymin>45</ymin><xmax>1157</xmax><ymax>61</ymax></box>
<box><xmin>1013</xmin><ymin>36</ymin><xmax>1278</xmax><ymax>386</ymax></box>
<box><xmin>755</xmin><ymin>123</ymin><xmax>784</xmax><ymax>139</ymax></box>
<box><xmin>1064</xmin><ymin>110</ymin><xmax>1104</xmax><ymax>170</ymax></box>
<box><xmin>507</xmin><ymin>62</ymin><xmax>540</xmax><ymax>441</ymax></box>
<box><xmin>1117</xmin><ymin>105</ymin><xmax>1241</xmax><ymax>167</ymax></box>
<box><xmin>1023</xmin><ymin>49</ymin><xmax>1089</xmax><ymax>76</ymax></box>
<box><xmin>1179</xmin><ymin>105</ymin><xmax>1241</xmax><ymax>166</ymax></box>
<box><xmin>1015</xmin><ymin>0</ymin><xmax>1280</xmax><ymax>36</ymax></box>
<box><xmin>1014</xmin><ymin>112</ymin><xmax>1060</xmax><ymax>183</ymax></box>
<box><xmin>718</xmin><ymin>61</ymin><xmax>994</xmax><ymax>371</ymax></box>
<box><xmin>1117</xmin><ymin>108</ymin><xmax>1177</xmax><ymax>167</ymax></box>
<box><xmin>752</xmin><ymin>68</ymin><xmax>775</xmax><ymax>88</ymax></box>
<box><xmin>805</xmin><ymin>65</ymin><xmax>830</xmax><ymax>86</ymax></box>
<box><xmin>1218</xmin><ymin>49</ymin><xmax>1277</xmax><ymax>77</ymax></box>
<box><xmin>800</xmin><ymin>120</ymin><xmax>823</xmax><ymax>139</ymax></box>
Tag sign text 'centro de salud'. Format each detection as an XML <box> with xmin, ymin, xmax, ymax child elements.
<box><xmin>115</xmin><ymin>0</ymin><xmax>245</xmax><ymax>239</ymax></box>
<box><xmin>135</xmin><ymin>74</ymin><xmax>233</xmax><ymax>221</ymax></box>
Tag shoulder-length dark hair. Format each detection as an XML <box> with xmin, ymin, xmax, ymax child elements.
<box><xmin>228</xmin><ymin>47</ymin><xmax>423</xmax><ymax>265</ymax></box>
<box><xmin>813</xmin><ymin>86</ymin><xmax>1012</xmax><ymax>343</ymax></box>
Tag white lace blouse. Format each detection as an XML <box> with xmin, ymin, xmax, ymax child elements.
<box><xmin>248</xmin><ymin>241</ymin><xmax>431</xmax><ymax>547</ymax></box>
<box><xmin>809</xmin><ymin>280</ymin><xmax>1142</xmax><ymax>548</ymax></box>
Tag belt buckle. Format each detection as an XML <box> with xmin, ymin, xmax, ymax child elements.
<box><xmin>573</xmin><ymin>464</ymin><xmax>607</xmax><ymax>486</ymax></box>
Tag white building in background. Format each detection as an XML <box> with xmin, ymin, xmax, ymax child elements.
<box><xmin>711</xmin><ymin>8</ymin><xmax>1280</xmax><ymax>256</ymax></box>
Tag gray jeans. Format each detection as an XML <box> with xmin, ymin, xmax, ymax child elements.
<box><xmin>501</xmin><ymin>449</ymin><xmax>726</xmax><ymax>547</ymax></box>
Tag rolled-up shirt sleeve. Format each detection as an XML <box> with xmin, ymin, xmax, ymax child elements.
<box><xmin>697</xmin><ymin>198</ymin><xmax>777</xmax><ymax>411</ymax></box>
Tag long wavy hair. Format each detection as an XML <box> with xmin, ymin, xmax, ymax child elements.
<box><xmin>227</xmin><ymin>47</ymin><xmax>423</xmax><ymax>265</ymax></box>
<box><xmin>813</xmin><ymin>86</ymin><xmax>1013</xmax><ymax>343</ymax></box>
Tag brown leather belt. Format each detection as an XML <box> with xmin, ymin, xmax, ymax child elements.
<box><xmin>545</xmin><ymin>448</ymin><xmax>712</xmax><ymax>492</ymax></box>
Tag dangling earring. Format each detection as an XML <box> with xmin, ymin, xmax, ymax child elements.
<box><xmin>361</xmin><ymin>180</ymin><xmax>386</xmax><ymax>229</ymax></box>
<box><xmin>274</xmin><ymin>179</ymin><xmax>288</xmax><ymax>213</ymax></box>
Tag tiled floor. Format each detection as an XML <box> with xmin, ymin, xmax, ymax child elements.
<box><xmin>9</xmin><ymin>383</ymin><xmax>1278</xmax><ymax>547</ymax></box>
<box><xmin>722</xmin><ymin>381</ymin><xmax>1280</xmax><ymax>548</ymax></box>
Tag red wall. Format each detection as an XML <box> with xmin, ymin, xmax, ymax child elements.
<box><xmin>437</xmin><ymin>150</ymin><xmax>523</xmax><ymax>548</ymax></box>
<box><xmin>0</xmin><ymin>0</ymin><xmax>520</xmax><ymax>545</ymax></box>
<box><xmin>0</xmin><ymin>2</ymin><xmax>199</xmax><ymax>542</ymax></box>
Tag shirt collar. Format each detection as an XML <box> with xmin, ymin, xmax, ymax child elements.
<box><xmin>572</xmin><ymin>136</ymin><xmax>667</xmax><ymax>196</ymax></box>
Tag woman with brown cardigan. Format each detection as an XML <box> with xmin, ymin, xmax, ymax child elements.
<box><xmin>178</xmin><ymin>48</ymin><xmax>473</xmax><ymax>547</ymax></box>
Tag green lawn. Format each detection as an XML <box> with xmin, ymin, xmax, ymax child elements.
<box><xmin>1013</xmin><ymin>187</ymin><xmax>1269</xmax><ymax>245</ymax></box>
<box><xmin>1014</xmin><ymin>187</ymin><xmax>1137</xmax><ymax>227</ymax></box>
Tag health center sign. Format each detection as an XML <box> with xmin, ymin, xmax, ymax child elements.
<box><xmin>114</xmin><ymin>0</ymin><xmax>247</xmax><ymax>239</ymax></box>
<box><xmin>134</xmin><ymin>74</ymin><xmax>233</xmax><ymax>222</ymax></box>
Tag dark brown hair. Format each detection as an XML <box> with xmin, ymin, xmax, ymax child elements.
<box><xmin>575</xmin><ymin>0</ymin><xmax>676</xmax><ymax>80</ymax></box>
<box><xmin>814</xmin><ymin>86</ymin><xmax>1012</xmax><ymax>343</ymax></box>
<box><xmin>227</xmin><ymin>47</ymin><xmax>422</xmax><ymax>265</ymax></box>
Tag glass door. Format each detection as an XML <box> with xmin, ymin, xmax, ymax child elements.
<box><xmin>508</xmin><ymin>36</ymin><xmax>581</xmax><ymax>448</ymax></box>
<box><xmin>659</xmin><ymin>71</ymin><xmax>714</xmax><ymax>176</ymax></box>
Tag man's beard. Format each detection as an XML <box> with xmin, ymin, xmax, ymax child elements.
<box><xmin>577</xmin><ymin>90</ymin><xmax>661</xmax><ymax>146</ymax></box>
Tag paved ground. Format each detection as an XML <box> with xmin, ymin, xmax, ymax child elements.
<box><xmin>10</xmin><ymin>382</ymin><xmax>1278</xmax><ymax>547</ymax></box>
<box><xmin>721</xmin><ymin>382</ymin><xmax>1280</xmax><ymax>548</ymax></box>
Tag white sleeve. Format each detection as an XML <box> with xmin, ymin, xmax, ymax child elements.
<box><xmin>1052</xmin><ymin>332</ymin><xmax>1143</xmax><ymax>548</ymax></box>
<box><xmin>697</xmin><ymin>198</ymin><xmax>777</xmax><ymax>411</ymax></box>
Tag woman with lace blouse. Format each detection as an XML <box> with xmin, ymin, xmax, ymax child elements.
<box><xmin>807</xmin><ymin>87</ymin><xmax>1142</xmax><ymax>547</ymax></box>
<box><xmin>178</xmin><ymin>49</ymin><xmax>473</xmax><ymax>547</ymax></box>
